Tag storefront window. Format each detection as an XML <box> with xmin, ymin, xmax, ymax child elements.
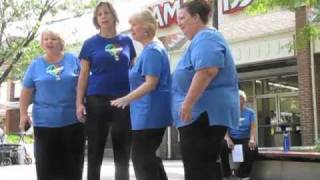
<box><xmin>240</xmin><ymin>75</ymin><xmax>301</xmax><ymax>148</ymax></box>
<box><xmin>255</xmin><ymin>75</ymin><xmax>298</xmax><ymax>95</ymax></box>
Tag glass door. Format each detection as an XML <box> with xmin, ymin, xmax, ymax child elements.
<box><xmin>256</xmin><ymin>93</ymin><xmax>301</xmax><ymax>147</ymax></box>
<box><xmin>256</xmin><ymin>95</ymin><xmax>277</xmax><ymax>147</ymax></box>
<box><xmin>278</xmin><ymin>94</ymin><xmax>301</xmax><ymax>146</ymax></box>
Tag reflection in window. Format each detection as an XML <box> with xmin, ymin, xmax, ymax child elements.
<box><xmin>255</xmin><ymin>75</ymin><xmax>298</xmax><ymax>95</ymax></box>
<box><xmin>239</xmin><ymin>75</ymin><xmax>301</xmax><ymax>148</ymax></box>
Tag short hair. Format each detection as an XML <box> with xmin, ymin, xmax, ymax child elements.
<box><xmin>129</xmin><ymin>9</ymin><xmax>157</xmax><ymax>38</ymax></box>
<box><xmin>180</xmin><ymin>0</ymin><xmax>212</xmax><ymax>24</ymax></box>
<box><xmin>239</xmin><ymin>90</ymin><xmax>247</xmax><ymax>102</ymax></box>
<box><xmin>41</xmin><ymin>30</ymin><xmax>65</xmax><ymax>51</ymax></box>
<box><xmin>93</xmin><ymin>1</ymin><xmax>119</xmax><ymax>29</ymax></box>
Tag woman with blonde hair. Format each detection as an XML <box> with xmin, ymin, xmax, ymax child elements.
<box><xmin>20</xmin><ymin>30</ymin><xmax>85</xmax><ymax>180</ymax></box>
<box><xmin>111</xmin><ymin>9</ymin><xmax>172</xmax><ymax>180</ymax></box>
<box><xmin>77</xmin><ymin>1</ymin><xmax>136</xmax><ymax>180</ymax></box>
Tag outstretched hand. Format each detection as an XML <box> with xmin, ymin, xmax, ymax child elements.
<box><xmin>110</xmin><ymin>97</ymin><xmax>130</xmax><ymax>109</ymax></box>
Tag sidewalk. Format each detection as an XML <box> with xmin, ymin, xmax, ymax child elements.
<box><xmin>0</xmin><ymin>158</ymin><xmax>184</xmax><ymax>180</ymax></box>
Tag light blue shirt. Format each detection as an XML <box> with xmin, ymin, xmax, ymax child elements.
<box><xmin>23</xmin><ymin>53</ymin><xmax>80</xmax><ymax>127</ymax></box>
<box><xmin>172</xmin><ymin>28</ymin><xmax>240</xmax><ymax>128</ymax></box>
<box><xmin>129</xmin><ymin>41</ymin><xmax>172</xmax><ymax>130</ymax></box>
<box><xmin>229</xmin><ymin>107</ymin><xmax>256</xmax><ymax>139</ymax></box>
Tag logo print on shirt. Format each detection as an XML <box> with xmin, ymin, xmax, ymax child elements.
<box><xmin>105</xmin><ymin>44</ymin><xmax>123</xmax><ymax>61</ymax></box>
<box><xmin>239</xmin><ymin>117</ymin><xmax>245</xmax><ymax>126</ymax></box>
<box><xmin>46</xmin><ymin>64</ymin><xmax>64</xmax><ymax>80</ymax></box>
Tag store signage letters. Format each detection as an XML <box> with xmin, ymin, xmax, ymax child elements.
<box><xmin>152</xmin><ymin>0</ymin><xmax>254</xmax><ymax>28</ymax></box>
<box><xmin>222</xmin><ymin>0</ymin><xmax>253</xmax><ymax>14</ymax></box>
<box><xmin>152</xmin><ymin>0</ymin><xmax>182</xmax><ymax>28</ymax></box>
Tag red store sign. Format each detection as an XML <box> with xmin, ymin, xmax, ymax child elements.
<box><xmin>222</xmin><ymin>0</ymin><xmax>254</xmax><ymax>14</ymax></box>
<box><xmin>152</xmin><ymin>0</ymin><xmax>182</xmax><ymax>29</ymax></box>
<box><xmin>151</xmin><ymin>0</ymin><xmax>254</xmax><ymax>28</ymax></box>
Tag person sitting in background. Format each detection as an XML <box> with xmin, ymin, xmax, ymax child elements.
<box><xmin>220</xmin><ymin>90</ymin><xmax>258</xmax><ymax>180</ymax></box>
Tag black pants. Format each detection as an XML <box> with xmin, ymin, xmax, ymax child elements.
<box><xmin>34</xmin><ymin>123</ymin><xmax>85</xmax><ymax>180</ymax></box>
<box><xmin>178</xmin><ymin>112</ymin><xmax>227</xmax><ymax>180</ymax></box>
<box><xmin>131</xmin><ymin>128</ymin><xmax>168</xmax><ymax>180</ymax></box>
<box><xmin>86</xmin><ymin>95</ymin><xmax>132</xmax><ymax>180</ymax></box>
<box><xmin>220</xmin><ymin>138</ymin><xmax>258</xmax><ymax>178</ymax></box>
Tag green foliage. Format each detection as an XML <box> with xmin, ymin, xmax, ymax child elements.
<box><xmin>0</xmin><ymin>0</ymin><xmax>96</xmax><ymax>85</ymax></box>
<box><xmin>246</xmin><ymin>0</ymin><xmax>320</xmax><ymax>14</ymax></box>
<box><xmin>5</xmin><ymin>134</ymin><xmax>34</xmax><ymax>144</ymax></box>
<box><xmin>244</xmin><ymin>0</ymin><xmax>320</xmax><ymax>49</ymax></box>
<box><xmin>301</xmin><ymin>24</ymin><xmax>320</xmax><ymax>39</ymax></box>
<box><xmin>9</xmin><ymin>41</ymin><xmax>43</xmax><ymax>80</ymax></box>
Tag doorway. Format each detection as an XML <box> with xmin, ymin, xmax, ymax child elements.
<box><xmin>256</xmin><ymin>92</ymin><xmax>301</xmax><ymax>147</ymax></box>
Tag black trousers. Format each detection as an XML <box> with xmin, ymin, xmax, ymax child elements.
<box><xmin>178</xmin><ymin>112</ymin><xmax>227</xmax><ymax>180</ymax></box>
<box><xmin>220</xmin><ymin>138</ymin><xmax>258</xmax><ymax>178</ymax></box>
<box><xmin>131</xmin><ymin>128</ymin><xmax>168</xmax><ymax>180</ymax></box>
<box><xmin>85</xmin><ymin>95</ymin><xmax>132</xmax><ymax>180</ymax></box>
<box><xmin>34</xmin><ymin>123</ymin><xmax>85</xmax><ymax>180</ymax></box>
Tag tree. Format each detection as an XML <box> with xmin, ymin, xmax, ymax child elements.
<box><xmin>246</xmin><ymin>0</ymin><xmax>320</xmax><ymax>40</ymax></box>
<box><xmin>0</xmin><ymin>0</ymin><xmax>96</xmax><ymax>85</ymax></box>
<box><xmin>9</xmin><ymin>41</ymin><xmax>43</xmax><ymax>81</ymax></box>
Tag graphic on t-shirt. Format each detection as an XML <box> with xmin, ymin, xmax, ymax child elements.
<box><xmin>239</xmin><ymin>117</ymin><xmax>245</xmax><ymax>126</ymax></box>
<box><xmin>46</xmin><ymin>64</ymin><xmax>64</xmax><ymax>80</ymax></box>
<box><xmin>105</xmin><ymin>44</ymin><xmax>123</xmax><ymax>61</ymax></box>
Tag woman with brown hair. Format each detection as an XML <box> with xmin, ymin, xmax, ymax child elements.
<box><xmin>77</xmin><ymin>1</ymin><xmax>136</xmax><ymax>180</ymax></box>
<box><xmin>172</xmin><ymin>0</ymin><xmax>240</xmax><ymax>179</ymax></box>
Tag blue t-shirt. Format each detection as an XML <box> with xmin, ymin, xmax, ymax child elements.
<box><xmin>229</xmin><ymin>107</ymin><xmax>256</xmax><ymax>139</ymax></box>
<box><xmin>129</xmin><ymin>41</ymin><xmax>172</xmax><ymax>130</ymax></box>
<box><xmin>23</xmin><ymin>53</ymin><xmax>80</xmax><ymax>127</ymax></box>
<box><xmin>79</xmin><ymin>34</ymin><xmax>136</xmax><ymax>96</ymax></box>
<box><xmin>172</xmin><ymin>28</ymin><xmax>240</xmax><ymax>128</ymax></box>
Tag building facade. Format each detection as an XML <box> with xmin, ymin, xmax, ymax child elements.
<box><xmin>146</xmin><ymin>0</ymin><xmax>320</xmax><ymax>158</ymax></box>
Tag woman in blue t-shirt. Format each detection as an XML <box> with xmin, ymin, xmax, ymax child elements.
<box><xmin>19</xmin><ymin>30</ymin><xmax>85</xmax><ymax>180</ymax></box>
<box><xmin>220</xmin><ymin>90</ymin><xmax>258</xmax><ymax>179</ymax></box>
<box><xmin>76</xmin><ymin>2</ymin><xmax>136</xmax><ymax>180</ymax></box>
<box><xmin>111</xmin><ymin>10</ymin><xmax>172</xmax><ymax>180</ymax></box>
<box><xmin>172</xmin><ymin>1</ymin><xmax>240</xmax><ymax>179</ymax></box>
